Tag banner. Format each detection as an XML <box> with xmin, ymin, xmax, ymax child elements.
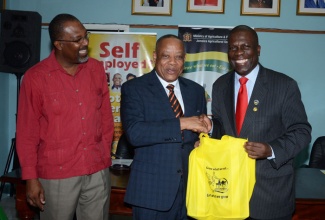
<box><xmin>89</xmin><ymin>32</ymin><xmax>157</xmax><ymax>154</ymax></box>
<box><xmin>178</xmin><ymin>26</ymin><xmax>232</xmax><ymax>115</ymax></box>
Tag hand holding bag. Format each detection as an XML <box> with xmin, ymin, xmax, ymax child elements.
<box><xmin>186</xmin><ymin>134</ymin><xmax>256</xmax><ymax>220</ymax></box>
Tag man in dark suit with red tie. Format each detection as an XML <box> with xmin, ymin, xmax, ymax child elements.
<box><xmin>121</xmin><ymin>34</ymin><xmax>211</xmax><ymax>220</ymax></box>
<box><xmin>211</xmin><ymin>25</ymin><xmax>311</xmax><ymax>220</ymax></box>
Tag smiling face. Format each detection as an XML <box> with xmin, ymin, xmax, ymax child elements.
<box><xmin>153</xmin><ymin>37</ymin><xmax>185</xmax><ymax>83</ymax></box>
<box><xmin>54</xmin><ymin>20</ymin><xmax>89</xmax><ymax>65</ymax></box>
<box><xmin>113</xmin><ymin>73</ymin><xmax>122</xmax><ymax>86</ymax></box>
<box><xmin>228</xmin><ymin>29</ymin><xmax>261</xmax><ymax>76</ymax></box>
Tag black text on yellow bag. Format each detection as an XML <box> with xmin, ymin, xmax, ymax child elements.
<box><xmin>186</xmin><ymin>134</ymin><xmax>256</xmax><ymax>220</ymax></box>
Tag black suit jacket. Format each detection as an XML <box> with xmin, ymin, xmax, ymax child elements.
<box><xmin>211</xmin><ymin>117</ymin><xmax>224</xmax><ymax>139</ymax></box>
<box><xmin>309</xmin><ymin>136</ymin><xmax>325</xmax><ymax>169</ymax></box>
<box><xmin>212</xmin><ymin>64</ymin><xmax>312</xmax><ymax>219</ymax></box>
<box><xmin>121</xmin><ymin>70</ymin><xmax>207</xmax><ymax>211</ymax></box>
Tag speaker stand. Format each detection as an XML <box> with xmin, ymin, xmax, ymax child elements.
<box><xmin>0</xmin><ymin>73</ymin><xmax>23</xmax><ymax>200</ymax></box>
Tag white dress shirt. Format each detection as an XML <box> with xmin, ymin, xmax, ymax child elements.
<box><xmin>156</xmin><ymin>72</ymin><xmax>185</xmax><ymax>114</ymax></box>
<box><xmin>234</xmin><ymin>64</ymin><xmax>259</xmax><ymax>109</ymax></box>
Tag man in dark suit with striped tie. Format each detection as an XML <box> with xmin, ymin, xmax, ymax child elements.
<box><xmin>121</xmin><ymin>34</ymin><xmax>211</xmax><ymax>220</ymax></box>
<box><xmin>211</xmin><ymin>25</ymin><xmax>311</xmax><ymax>219</ymax></box>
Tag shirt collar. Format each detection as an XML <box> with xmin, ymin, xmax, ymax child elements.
<box><xmin>51</xmin><ymin>50</ymin><xmax>87</xmax><ymax>76</ymax></box>
<box><xmin>155</xmin><ymin>71</ymin><xmax>180</xmax><ymax>90</ymax></box>
<box><xmin>235</xmin><ymin>64</ymin><xmax>259</xmax><ymax>83</ymax></box>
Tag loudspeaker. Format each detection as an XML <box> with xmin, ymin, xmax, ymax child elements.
<box><xmin>0</xmin><ymin>0</ymin><xmax>6</xmax><ymax>11</ymax></box>
<box><xmin>0</xmin><ymin>10</ymin><xmax>41</xmax><ymax>74</ymax></box>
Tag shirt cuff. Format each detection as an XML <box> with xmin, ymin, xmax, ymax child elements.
<box><xmin>208</xmin><ymin>119</ymin><xmax>214</xmax><ymax>136</ymax></box>
<box><xmin>267</xmin><ymin>144</ymin><xmax>275</xmax><ymax>160</ymax></box>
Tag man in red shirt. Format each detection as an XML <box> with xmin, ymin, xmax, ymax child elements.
<box><xmin>16</xmin><ymin>13</ymin><xmax>114</xmax><ymax>220</ymax></box>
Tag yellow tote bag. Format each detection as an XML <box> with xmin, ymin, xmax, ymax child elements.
<box><xmin>186</xmin><ymin>134</ymin><xmax>256</xmax><ymax>220</ymax></box>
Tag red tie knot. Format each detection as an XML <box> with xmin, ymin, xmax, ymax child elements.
<box><xmin>239</xmin><ymin>77</ymin><xmax>248</xmax><ymax>85</ymax></box>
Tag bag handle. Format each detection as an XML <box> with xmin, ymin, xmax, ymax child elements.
<box><xmin>199</xmin><ymin>133</ymin><xmax>209</xmax><ymax>139</ymax></box>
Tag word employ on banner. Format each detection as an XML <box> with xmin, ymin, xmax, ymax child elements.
<box><xmin>99</xmin><ymin>42</ymin><xmax>150</xmax><ymax>71</ymax></box>
<box><xmin>88</xmin><ymin>32</ymin><xmax>157</xmax><ymax>154</ymax></box>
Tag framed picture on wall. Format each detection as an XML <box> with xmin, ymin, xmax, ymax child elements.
<box><xmin>241</xmin><ymin>0</ymin><xmax>281</xmax><ymax>16</ymax></box>
<box><xmin>297</xmin><ymin>0</ymin><xmax>325</xmax><ymax>15</ymax></box>
<box><xmin>186</xmin><ymin>0</ymin><xmax>225</xmax><ymax>13</ymax></box>
<box><xmin>132</xmin><ymin>0</ymin><xmax>172</xmax><ymax>16</ymax></box>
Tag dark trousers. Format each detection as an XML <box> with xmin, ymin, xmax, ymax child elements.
<box><xmin>132</xmin><ymin>178</ymin><xmax>187</xmax><ymax>220</ymax></box>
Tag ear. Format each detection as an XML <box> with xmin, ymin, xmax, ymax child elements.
<box><xmin>53</xmin><ymin>41</ymin><xmax>63</xmax><ymax>51</ymax></box>
<box><xmin>257</xmin><ymin>45</ymin><xmax>261</xmax><ymax>56</ymax></box>
<box><xmin>153</xmin><ymin>51</ymin><xmax>157</xmax><ymax>63</ymax></box>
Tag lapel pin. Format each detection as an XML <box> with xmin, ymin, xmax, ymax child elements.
<box><xmin>254</xmin><ymin>100</ymin><xmax>259</xmax><ymax>105</ymax></box>
<box><xmin>253</xmin><ymin>107</ymin><xmax>258</xmax><ymax>112</ymax></box>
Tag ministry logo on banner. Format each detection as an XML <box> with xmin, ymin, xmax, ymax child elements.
<box><xmin>178</xmin><ymin>26</ymin><xmax>232</xmax><ymax>115</ymax></box>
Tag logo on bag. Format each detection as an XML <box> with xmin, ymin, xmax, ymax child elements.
<box><xmin>206</xmin><ymin>171</ymin><xmax>228</xmax><ymax>193</ymax></box>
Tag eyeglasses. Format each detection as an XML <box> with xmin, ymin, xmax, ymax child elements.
<box><xmin>56</xmin><ymin>32</ymin><xmax>90</xmax><ymax>44</ymax></box>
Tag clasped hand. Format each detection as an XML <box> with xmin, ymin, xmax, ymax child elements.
<box><xmin>180</xmin><ymin>114</ymin><xmax>212</xmax><ymax>134</ymax></box>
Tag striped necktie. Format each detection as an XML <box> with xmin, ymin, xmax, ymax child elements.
<box><xmin>166</xmin><ymin>84</ymin><xmax>183</xmax><ymax>118</ymax></box>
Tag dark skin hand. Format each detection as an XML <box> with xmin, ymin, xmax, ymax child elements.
<box><xmin>244</xmin><ymin>141</ymin><xmax>272</xmax><ymax>159</ymax></box>
<box><xmin>180</xmin><ymin>114</ymin><xmax>212</xmax><ymax>134</ymax></box>
<box><xmin>26</xmin><ymin>179</ymin><xmax>46</xmax><ymax>211</ymax></box>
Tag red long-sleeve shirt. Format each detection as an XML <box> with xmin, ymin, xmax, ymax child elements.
<box><xmin>16</xmin><ymin>50</ymin><xmax>114</xmax><ymax>180</ymax></box>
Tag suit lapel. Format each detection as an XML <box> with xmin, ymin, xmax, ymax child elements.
<box><xmin>223</xmin><ymin>72</ymin><xmax>237</xmax><ymax>134</ymax></box>
<box><xmin>147</xmin><ymin>70</ymin><xmax>177</xmax><ymax>118</ymax></box>
<box><xmin>179</xmin><ymin>78</ymin><xmax>192</xmax><ymax>117</ymax></box>
<box><xmin>240</xmin><ymin>65</ymin><xmax>268</xmax><ymax>137</ymax></box>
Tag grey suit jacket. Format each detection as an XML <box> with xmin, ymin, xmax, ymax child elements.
<box><xmin>121</xmin><ymin>70</ymin><xmax>207</xmax><ymax>211</ymax></box>
<box><xmin>212</xmin><ymin>64</ymin><xmax>311</xmax><ymax>219</ymax></box>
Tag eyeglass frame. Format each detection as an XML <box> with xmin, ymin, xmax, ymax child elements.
<box><xmin>56</xmin><ymin>32</ymin><xmax>90</xmax><ymax>44</ymax></box>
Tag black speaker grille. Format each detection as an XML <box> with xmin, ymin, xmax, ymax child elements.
<box><xmin>3</xmin><ymin>41</ymin><xmax>31</xmax><ymax>68</ymax></box>
<box><xmin>0</xmin><ymin>10</ymin><xmax>42</xmax><ymax>75</ymax></box>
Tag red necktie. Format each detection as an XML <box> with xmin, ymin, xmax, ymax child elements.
<box><xmin>167</xmin><ymin>84</ymin><xmax>183</xmax><ymax>118</ymax></box>
<box><xmin>236</xmin><ymin>77</ymin><xmax>248</xmax><ymax>135</ymax></box>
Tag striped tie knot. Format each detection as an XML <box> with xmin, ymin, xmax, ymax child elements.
<box><xmin>167</xmin><ymin>84</ymin><xmax>183</xmax><ymax>118</ymax></box>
